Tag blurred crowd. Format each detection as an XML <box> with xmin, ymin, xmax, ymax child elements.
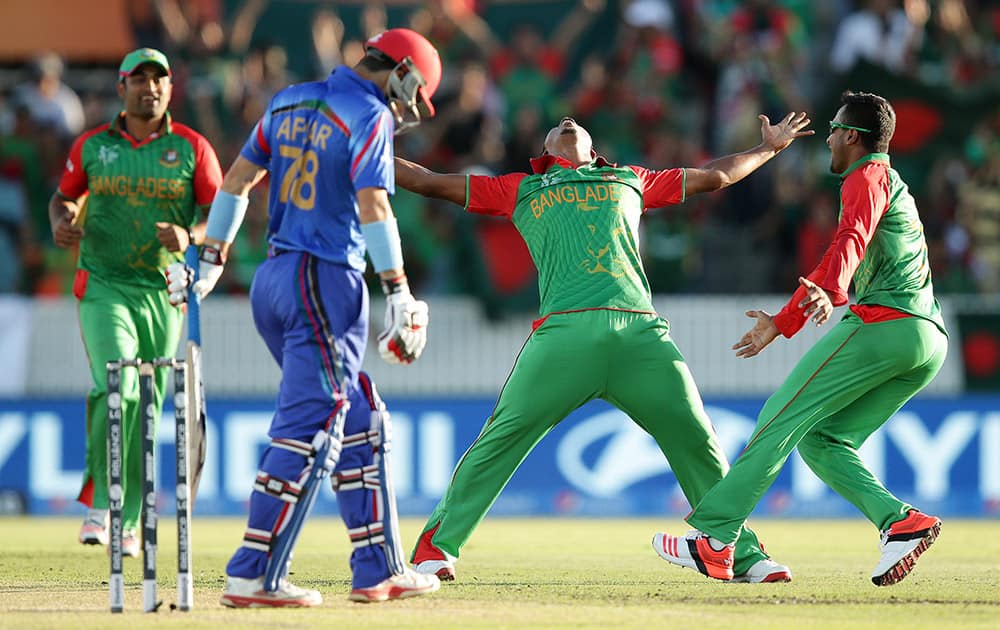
<box><xmin>0</xmin><ymin>0</ymin><xmax>997</xmax><ymax>319</ymax></box>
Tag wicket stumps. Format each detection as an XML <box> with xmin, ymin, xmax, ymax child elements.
<box><xmin>106</xmin><ymin>357</ymin><xmax>194</xmax><ymax>613</ymax></box>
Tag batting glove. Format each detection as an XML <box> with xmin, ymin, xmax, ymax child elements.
<box><xmin>377</xmin><ymin>275</ymin><xmax>429</xmax><ymax>365</ymax></box>
<box><xmin>191</xmin><ymin>245</ymin><xmax>225</xmax><ymax>300</ymax></box>
<box><xmin>165</xmin><ymin>262</ymin><xmax>194</xmax><ymax>307</ymax></box>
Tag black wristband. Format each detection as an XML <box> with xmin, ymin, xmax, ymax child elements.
<box><xmin>187</xmin><ymin>228</ymin><xmax>197</xmax><ymax>246</ymax></box>
<box><xmin>380</xmin><ymin>274</ymin><xmax>409</xmax><ymax>296</ymax></box>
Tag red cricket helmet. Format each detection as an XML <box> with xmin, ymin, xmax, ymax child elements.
<box><xmin>365</xmin><ymin>28</ymin><xmax>442</xmax><ymax>131</ymax></box>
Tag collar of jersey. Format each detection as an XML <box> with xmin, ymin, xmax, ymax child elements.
<box><xmin>328</xmin><ymin>65</ymin><xmax>387</xmax><ymax>105</ymax></box>
<box><xmin>108</xmin><ymin>111</ymin><xmax>172</xmax><ymax>146</ymax></box>
<box><xmin>528</xmin><ymin>154</ymin><xmax>616</xmax><ymax>174</ymax></box>
<box><xmin>840</xmin><ymin>152</ymin><xmax>890</xmax><ymax>179</ymax></box>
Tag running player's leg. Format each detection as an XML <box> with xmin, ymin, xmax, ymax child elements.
<box><xmin>135</xmin><ymin>284</ymin><xmax>184</xmax><ymax>407</ymax></box>
<box><xmin>77</xmin><ymin>276</ymin><xmax>142</xmax><ymax>534</ymax></box>
<box><xmin>685</xmin><ymin>316</ymin><xmax>878</xmax><ymax>544</ymax></box>
<box><xmin>604</xmin><ymin>313</ymin><xmax>768</xmax><ymax>576</ymax></box>
<box><xmin>797</xmin><ymin>318</ymin><xmax>947</xmax><ymax>585</ymax></box>
<box><xmin>799</xmin><ymin>362</ymin><xmax>943</xmax><ymax>524</ymax></box>
<box><xmin>223</xmin><ymin>255</ymin><xmax>366</xmax><ymax>606</ymax></box>
<box><xmin>412</xmin><ymin>312</ymin><xmax>606</xmax><ymax>566</ymax></box>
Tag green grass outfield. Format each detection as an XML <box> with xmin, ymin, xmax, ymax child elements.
<box><xmin>1</xmin><ymin>517</ymin><xmax>997</xmax><ymax>629</ymax></box>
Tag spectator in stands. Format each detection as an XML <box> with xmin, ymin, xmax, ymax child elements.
<box><xmin>796</xmin><ymin>191</ymin><xmax>838</xmax><ymax>279</ymax></box>
<box><xmin>0</xmin><ymin>109</ymin><xmax>48</xmax><ymax>293</ymax></box>
<box><xmin>441</xmin><ymin>0</ymin><xmax>604</xmax><ymax>126</ymax></box>
<box><xmin>956</xmin><ymin>113</ymin><xmax>1000</xmax><ymax>293</ymax></box>
<box><xmin>12</xmin><ymin>53</ymin><xmax>85</xmax><ymax>140</ymax></box>
<box><xmin>830</xmin><ymin>0</ymin><xmax>927</xmax><ymax>75</ymax></box>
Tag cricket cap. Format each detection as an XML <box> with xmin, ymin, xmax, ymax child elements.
<box><xmin>118</xmin><ymin>48</ymin><xmax>171</xmax><ymax>81</ymax></box>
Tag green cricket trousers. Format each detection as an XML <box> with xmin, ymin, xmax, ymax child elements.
<box><xmin>415</xmin><ymin>308</ymin><xmax>769</xmax><ymax>574</ymax></box>
<box><xmin>687</xmin><ymin>313</ymin><xmax>948</xmax><ymax>543</ymax></box>
<box><xmin>75</xmin><ymin>271</ymin><xmax>184</xmax><ymax>531</ymax></box>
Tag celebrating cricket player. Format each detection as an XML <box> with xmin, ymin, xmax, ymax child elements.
<box><xmin>394</xmin><ymin>111</ymin><xmax>813</xmax><ymax>583</ymax></box>
<box><xmin>654</xmin><ymin>91</ymin><xmax>947</xmax><ymax>587</ymax></box>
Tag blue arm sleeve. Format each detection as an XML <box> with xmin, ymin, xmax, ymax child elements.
<box><xmin>205</xmin><ymin>191</ymin><xmax>250</xmax><ymax>244</ymax></box>
<box><xmin>360</xmin><ymin>218</ymin><xmax>404</xmax><ymax>273</ymax></box>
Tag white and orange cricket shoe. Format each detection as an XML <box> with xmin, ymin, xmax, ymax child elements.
<box><xmin>730</xmin><ymin>558</ymin><xmax>793</xmax><ymax>583</ymax></box>
<box><xmin>652</xmin><ymin>530</ymin><xmax>735</xmax><ymax>581</ymax></box>
<box><xmin>348</xmin><ymin>568</ymin><xmax>440</xmax><ymax>603</ymax></box>
<box><xmin>871</xmin><ymin>509</ymin><xmax>941</xmax><ymax>586</ymax></box>
<box><xmin>121</xmin><ymin>529</ymin><xmax>140</xmax><ymax>558</ymax></box>
<box><xmin>219</xmin><ymin>576</ymin><xmax>322</xmax><ymax>608</ymax></box>
<box><xmin>78</xmin><ymin>510</ymin><xmax>108</xmax><ymax>546</ymax></box>
<box><xmin>412</xmin><ymin>526</ymin><xmax>457</xmax><ymax>581</ymax></box>
<box><xmin>413</xmin><ymin>559</ymin><xmax>456</xmax><ymax>581</ymax></box>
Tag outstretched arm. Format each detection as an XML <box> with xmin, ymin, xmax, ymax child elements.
<box><xmin>551</xmin><ymin>0</ymin><xmax>605</xmax><ymax>56</ymax></box>
<box><xmin>395</xmin><ymin>157</ymin><xmax>467</xmax><ymax>206</ymax></box>
<box><xmin>685</xmin><ymin>112</ymin><xmax>813</xmax><ymax>197</ymax></box>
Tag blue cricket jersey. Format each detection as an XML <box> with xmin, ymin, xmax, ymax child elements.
<box><xmin>240</xmin><ymin>66</ymin><xmax>395</xmax><ymax>271</ymax></box>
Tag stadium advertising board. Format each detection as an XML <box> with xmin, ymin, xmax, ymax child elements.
<box><xmin>0</xmin><ymin>397</ymin><xmax>997</xmax><ymax>517</ymax></box>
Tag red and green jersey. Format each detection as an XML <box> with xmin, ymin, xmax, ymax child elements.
<box><xmin>774</xmin><ymin>153</ymin><xmax>945</xmax><ymax>337</ymax></box>
<box><xmin>465</xmin><ymin>155</ymin><xmax>686</xmax><ymax>316</ymax></box>
<box><xmin>58</xmin><ymin>112</ymin><xmax>222</xmax><ymax>289</ymax></box>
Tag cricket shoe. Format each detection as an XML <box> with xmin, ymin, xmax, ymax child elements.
<box><xmin>121</xmin><ymin>530</ymin><xmax>140</xmax><ymax>558</ymax></box>
<box><xmin>652</xmin><ymin>530</ymin><xmax>735</xmax><ymax>580</ymax></box>
<box><xmin>219</xmin><ymin>576</ymin><xmax>322</xmax><ymax>608</ymax></box>
<box><xmin>412</xmin><ymin>525</ymin><xmax>457</xmax><ymax>581</ymax></box>
<box><xmin>871</xmin><ymin>509</ymin><xmax>941</xmax><ymax>586</ymax></box>
<box><xmin>413</xmin><ymin>559</ymin><xmax>456</xmax><ymax>581</ymax></box>
<box><xmin>78</xmin><ymin>510</ymin><xmax>108</xmax><ymax>546</ymax></box>
<box><xmin>730</xmin><ymin>558</ymin><xmax>792</xmax><ymax>583</ymax></box>
<box><xmin>348</xmin><ymin>568</ymin><xmax>440</xmax><ymax>603</ymax></box>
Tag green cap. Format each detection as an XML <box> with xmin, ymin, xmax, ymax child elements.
<box><xmin>118</xmin><ymin>48</ymin><xmax>171</xmax><ymax>81</ymax></box>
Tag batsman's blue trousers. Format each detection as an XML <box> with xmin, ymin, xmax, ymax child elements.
<box><xmin>226</xmin><ymin>252</ymin><xmax>392</xmax><ymax>588</ymax></box>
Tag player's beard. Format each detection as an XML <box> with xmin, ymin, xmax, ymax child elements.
<box><xmin>829</xmin><ymin>149</ymin><xmax>845</xmax><ymax>175</ymax></box>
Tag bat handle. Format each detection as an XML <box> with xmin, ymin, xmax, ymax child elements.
<box><xmin>185</xmin><ymin>245</ymin><xmax>202</xmax><ymax>345</ymax></box>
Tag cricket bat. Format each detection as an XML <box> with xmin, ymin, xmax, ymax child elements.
<box><xmin>184</xmin><ymin>246</ymin><xmax>208</xmax><ymax>506</ymax></box>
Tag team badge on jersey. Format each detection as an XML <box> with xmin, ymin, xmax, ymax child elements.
<box><xmin>98</xmin><ymin>145</ymin><xmax>119</xmax><ymax>166</ymax></box>
<box><xmin>160</xmin><ymin>149</ymin><xmax>180</xmax><ymax>167</ymax></box>
<box><xmin>601</xmin><ymin>173</ymin><xmax>618</xmax><ymax>181</ymax></box>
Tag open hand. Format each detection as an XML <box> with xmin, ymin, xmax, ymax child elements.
<box><xmin>733</xmin><ymin>310</ymin><xmax>780</xmax><ymax>358</ymax></box>
<box><xmin>760</xmin><ymin>112</ymin><xmax>813</xmax><ymax>152</ymax></box>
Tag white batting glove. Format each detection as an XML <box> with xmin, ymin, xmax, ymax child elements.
<box><xmin>377</xmin><ymin>276</ymin><xmax>429</xmax><ymax>365</ymax></box>
<box><xmin>191</xmin><ymin>245</ymin><xmax>225</xmax><ymax>299</ymax></box>
<box><xmin>165</xmin><ymin>262</ymin><xmax>194</xmax><ymax>307</ymax></box>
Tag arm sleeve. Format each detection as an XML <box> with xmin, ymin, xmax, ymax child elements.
<box><xmin>773</xmin><ymin>246</ymin><xmax>837</xmax><ymax>338</ymax></box>
<box><xmin>466</xmin><ymin>173</ymin><xmax>527</xmax><ymax>219</ymax></box>
<box><xmin>628</xmin><ymin>165</ymin><xmax>685</xmax><ymax>210</ymax></box>
<box><xmin>350</xmin><ymin>109</ymin><xmax>394</xmax><ymax>194</ymax></box>
<box><xmin>773</xmin><ymin>166</ymin><xmax>888</xmax><ymax>337</ymax></box>
<box><xmin>191</xmin><ymin>133</ymin><xmax>224</xmax><ymax>207</ymax></box>
<box><xmin>56</xmin><ymin>133</ymin><xmax>91</xmax><ymax>199</ymax></box>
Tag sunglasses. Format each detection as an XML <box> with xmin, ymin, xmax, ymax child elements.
<box><xmin>829</xmin><ymin>121</ymin><xmax>871</xmax><ymax>134</ymax></box>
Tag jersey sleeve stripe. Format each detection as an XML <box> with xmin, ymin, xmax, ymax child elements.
<box><xmin>321</xmin><ymin>108</ymin><xmax>351</xmax><ymax>138</ymax></box>
<box><xmin>350</xmin><ymin>113</ymin><xmax>384</xmax><ymax>180</ymax></box>
<box><xmin>255</xmin><ymin>120</ymin><xmax>271</xmax><ymax>156</ymax></box>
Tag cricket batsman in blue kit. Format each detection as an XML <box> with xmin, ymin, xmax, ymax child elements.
<box><xmin>169</xmin><ymin>28</ymin><xmax>443</xmax><ymax>607</ymax></box>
